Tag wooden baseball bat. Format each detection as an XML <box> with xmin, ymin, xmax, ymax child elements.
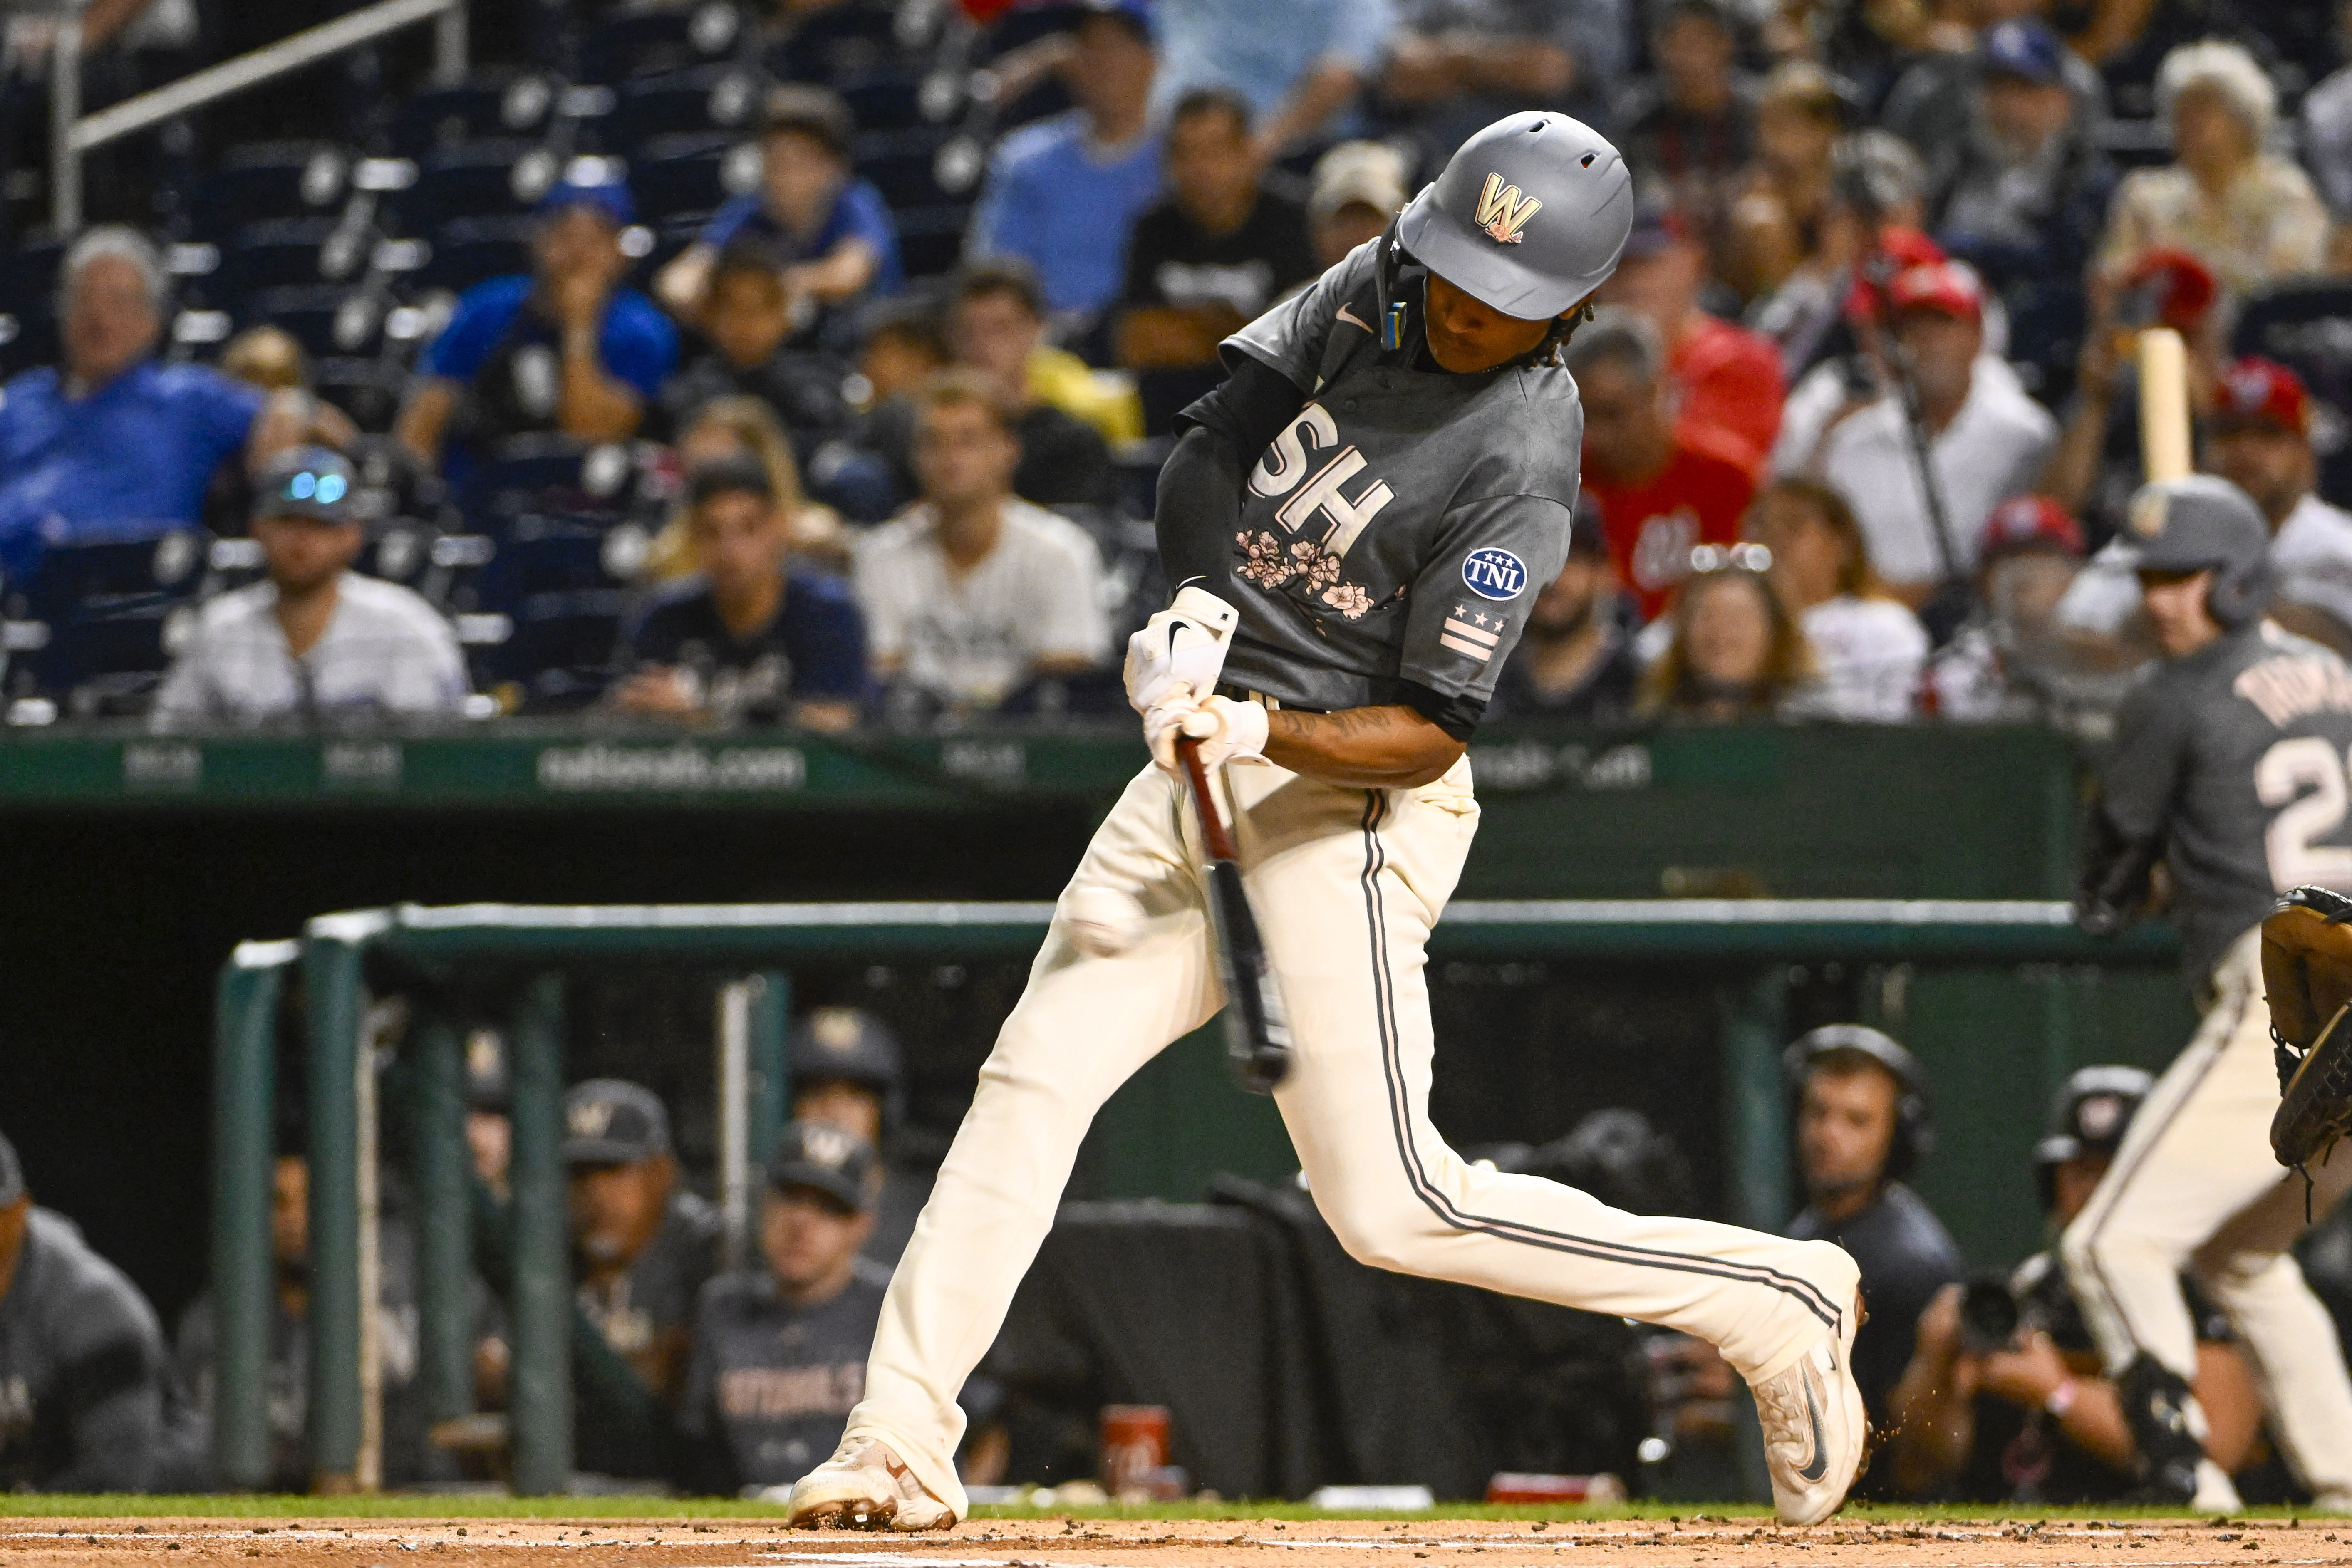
<box><xmin>2139</xmin><ymin>326</ymin><xmax>2192</xmax><ymax>483</ymax></box>
<box><xmin>1176</xmin><ymin>736</ymin><xmax>1294</xmax><ymax>1095</ymax></box>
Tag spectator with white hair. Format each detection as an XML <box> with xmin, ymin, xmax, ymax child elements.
<box><xmin>2093</xmin><ymin>39</ymin><xmax>2327</xmax><ymax>298</ymax></box>
<box><xmin>0</xmin><ymin>227</ymin><xmax>323</xmax><ymax>572</ymax></box>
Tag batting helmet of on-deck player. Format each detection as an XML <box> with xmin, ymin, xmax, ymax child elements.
<box><xmin>2032</xmin><ymin>1064</ymin><xmax>2154</xmax><ymax>1211</ymax></box>
<box><xmin>1395</xmin><ymin>112</ymin><xmax>1634</xmax><ymax>321</ymax></box>
<box><xmin>2122</xmin><ymin>474</ymin><xmax>2274</xmax><ymax>629</ymax></box>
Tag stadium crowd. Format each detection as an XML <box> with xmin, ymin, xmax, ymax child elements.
<box><xmin>5</xmin><ymin>0</ymin><xmax>2352</xmax><ymax>728</ymax></box>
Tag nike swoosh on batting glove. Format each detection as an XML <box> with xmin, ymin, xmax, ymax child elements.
<box><xmin>1124</xmin><ymin>584</ymin><xmax>1241</xmax><ymax>716</ymax></box>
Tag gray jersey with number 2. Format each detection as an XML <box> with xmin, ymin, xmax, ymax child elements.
<box><xmin>2100</xmin><ymin>622</ymin><xmax>2352</xmax><ymax>980</ymax></box>
<box><xmin>1213</xmin><ymin>240</ymin><xmax>1584</xmax><ymax>715</ymax></box>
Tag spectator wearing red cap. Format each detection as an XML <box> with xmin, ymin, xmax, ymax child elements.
<box><xmin>1788</xmin><ymin>261</ymin><xmax>2057</xmax><ymax>606</ymax></box>
<box><xmin>1746</xmin><ymin>476</ymin><xmax>1927</xmax><ymax>721</ymax></box>
<box><xmin>1602</xmin><ymin>202</ymin><xmax>1786</xmax><ymax>476</ymax></box>
<box><xmin>2206</xmin><ymin>357</ymin><xmax>2352</xmax><ymax>649</ymax></box>
<box><xmin>2094</xmin><ymin>40</ymin><xmax>2327</xmax><ymax>300</ymax></box>
<box><xmin>1564</xmin><ymin>310</ymin><xmax>1758</xmax><ymax>624</ymax></box>
<box><xmin>1928</xmin><ymin>494</ymin><xmax>2106</xmax><ymax>723</ymax></box>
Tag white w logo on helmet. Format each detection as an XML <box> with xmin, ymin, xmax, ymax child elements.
<box><xmin>1474</xmin><ymin>173</ymin><xmax>1541</xmax><ymax>244</ymax></box>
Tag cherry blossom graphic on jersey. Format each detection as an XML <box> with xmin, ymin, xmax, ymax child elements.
<box><xmin>1235</xmin><ymin>530</ymin><xmax>1393</xmax><ymax>621</ymax></box>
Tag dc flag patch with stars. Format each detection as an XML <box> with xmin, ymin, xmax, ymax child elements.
<box><xmin>1442</xmin><ymin>604</ymin><xmax>1505</xmax><ymax>662</ymax></box>
<box><xmin>1462</xmin><ymin>547</ymin><xmax>1527</xmax><ymax>600</ymax></box>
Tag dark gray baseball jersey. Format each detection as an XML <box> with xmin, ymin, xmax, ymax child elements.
<box><xmin>2100</xmin><ymin>621</ymin><xmax>2352</xmax><ymax>979</ymax></box>
<box><xmin>577</xmin><ymin>1189</ymin><xmax>721</xmax><ymax>1406</ymax></box>
<box><xmin>1214</xmin><ymin>241</ymin><xmax>1584</xmax><ymax>714</ymax></box>
<box><xmin>0</xmin><ymin>1208</ymin><xmax>169</xmax><ymax>1491</ymax></box>
<box><xmin>677</xmin><ymin>1261</ymin><xmax>890</xmax><ymax>1491</ymax></box>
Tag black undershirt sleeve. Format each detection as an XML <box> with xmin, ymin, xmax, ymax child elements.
<box><xmin>1154</xmin><ymin>358</ymin><xmax>1309</xmax><ymax>594</ymax></box>
<box><xmin>1395</xmin><ymin>679</ymin><xmax>1486</xmax><ymax>743</ymax></box>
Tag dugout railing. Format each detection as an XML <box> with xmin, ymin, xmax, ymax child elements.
<box><xmin>213</xmin><ymin>899</ymin><xmax>2179</xmax><ymax>1495</ymax></box>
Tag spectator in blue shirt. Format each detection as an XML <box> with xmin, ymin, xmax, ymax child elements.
<box><xmin>612</xmin><ymin>455</ymin><xmax>867</xmax><ymax>730</ymax></box>
<box><xmin>1149</xmin><ymin>0</ymin><xmax>1398</xmax><ymax>161</ymax></box>
<box><xmin>0</xmin><ymin>227</ymin><xmax>321</xmax><ymax>572</ymax></box>
<box><xmin>394</xmin><ymin>175</ymin><xmax>679</xmax><ymax>479</ymax></box>
<box><xmin>656</xmin><ymin>86</ymin><xmax>903</xmax><ymax>340</ymax></box>
<box><xmin>966</xmin><ymin>0</ymin><xmax>1163</xmax><ymax>324</ymax></box>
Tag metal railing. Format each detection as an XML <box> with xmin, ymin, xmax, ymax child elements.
<box><xmin>50</xmin><ymin>0</ymin><xmax>469</xmax><ymax>233</ymax></box>
<box><xmin>212</xmin><ymin>897</ymin><xmax>2179</xmax><ymax>1494</ymax></box>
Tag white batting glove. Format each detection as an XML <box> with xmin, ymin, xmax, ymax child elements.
<box><xmin>1173</xmin><ymin>695</ymin><xmax>1270</xmax><ymax>772</ymax></box>
<box><xmin>1124</xmin><ymin>585</ymin><xmax>1241</xmax><ymax>716</ymax></box>
<box><xmin>1143</xmin><ymin>691</ymin><xmax>1202</xmax><ymax>773</ymax></box>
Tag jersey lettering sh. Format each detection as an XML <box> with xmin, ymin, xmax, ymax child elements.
<box><xmin>1214</xmin><ymin>241</ymin><xmax>1583</xmax><ymax>714</ymax></box>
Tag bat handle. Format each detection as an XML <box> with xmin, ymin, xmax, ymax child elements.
<box><xmin>1176</xmin><ymin>736</ymin><xmax>1237</xmax><ymax>862</ymax></box>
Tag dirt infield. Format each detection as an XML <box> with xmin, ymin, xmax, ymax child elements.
<box><xmin>5</xmin><ymin>1516</ymin><xmax>2351</xmax><ymax>1568</ymax></box>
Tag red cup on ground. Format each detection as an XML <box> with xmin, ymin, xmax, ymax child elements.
<box><xmin>1099</xmin><ymin>1404</ymin><xmax>1171</xmax><ymax>1496</ymax></box>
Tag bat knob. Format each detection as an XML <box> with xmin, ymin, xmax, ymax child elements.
<box><xmin>1233</xmin><ymin>1045</ymin><xmax>1291</xmax><ymax>1095</ymax></box>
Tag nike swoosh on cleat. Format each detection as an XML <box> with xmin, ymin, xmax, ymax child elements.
<box><xmin>1795</xmin><ymin>1367</ymin><xmax>1830</xmax><ymax>1484</ymax></box>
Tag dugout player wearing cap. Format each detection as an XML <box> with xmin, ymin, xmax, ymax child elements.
<box><xmin>786</xmin><ymin>112</ymin><xmax>1868</xmax><ymax>1533</ymax></box>
<box><xmin>2071</xmin><ymin>475</ymin><xmax>2352</xmax><ymax>1510</ymax></box>
<box><xmin>0</xmin><ymin>1130</ymin><xmax>173</xmax><ymax>1490</ymax></box>
<box><xmin>679</xmin><ymin>1122</ymin><xmax>890</xmax><ymax>1494</ymax></box>
<box><xmin>789</xmin><ymin>1008</ymin><xmax>934</xmax><ymax>1266</ymax></box>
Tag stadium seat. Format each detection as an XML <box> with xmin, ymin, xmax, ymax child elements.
<box><xmin>579</xmin><ymin>0</ymin><xmax>748</xmax><ymax>85</ymax></box>
<box><xmin>205</xmin><ymin>143</ymin><xmax>354</xmax><ymax>233</ymax></box>
<box><xmin>410</xmin><ymin>139</ymin><xmax>562</xmax><ymax>227</ymax></box>
<box><xmin>615</xmin><ymin>64</ymin><xmax>766</xmax><ymax>146</ymax></box>
<box><xmin>312</xmin><ymin>357</ymin><xmax>408</xmax><ymax>435</ymax></box>
<box><xmin>838</xmin><ymin>66</ymin><xmax>928</xmax><ymax>131</ymax></box>
<box><xmin>392</xmin><ymin>72</ymin><xmax>560</xmax><ymax>160</ymax></box>
<box><xmin>426</xmin><ymin>213</ymin><xmax>540</xmax><ymax>292</ymax></box>
<box><xmin>893</xmin><ymin>202</ymin><xmax>973</xmax><ymax>279</ymax></box>
<box><xmin>467</xmin><ymin>512</ymin><xmax>647</xmax><ymax>707</ymax></box>
<box><xmin>768</xmin><ymin>0</ymin><xmax>916</xmax><ymax>84</ymax></box>
<box><xmin>245</xmin><ymin>284</ymin><xmax>388</xmax><ymax>360</ymax></box>
<box><xmin>458</xmin><ymin>434</ymin><xmax>650</xmax><ymax>528</ymax></box>
<box><xmin>629</xmin><ymin>132</ymin><xmax>761</xmax><ymax>221</ymax></box>
<box><xmin>2</xmin><ymin>528</ymin><xmax>212</xmax><ymax>715</ymax></box>
<box><xmin>852</xmin><ymin>127</ymin><xmax>964</xmax><ymax>209</ymax></box>
<box><xmin>227</xmin><ymin>217</ymin><xmax>375</xmax><ymax>296</ymax></box>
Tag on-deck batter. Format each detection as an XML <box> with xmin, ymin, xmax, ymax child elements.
<box><xmin>2069</xmin><ymin>474</ymin><xmax>2352</xmax><ymax>1510</ymax></box>
<box><xmin>785</xmin><ymin>114</ymin><xmax>1866</xmax><ymax>1531</ymax></box>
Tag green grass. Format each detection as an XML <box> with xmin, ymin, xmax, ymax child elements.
<box><xmin>0</xmin><ymin>1498</ymin><xmax>2342</xmax><ymax>1523</ymax></box>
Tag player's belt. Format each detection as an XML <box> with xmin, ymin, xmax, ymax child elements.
<box><xmin>1215</xmin><ymin>684</ymin><xmax>1326</xmax><ymax>712</ymax></box>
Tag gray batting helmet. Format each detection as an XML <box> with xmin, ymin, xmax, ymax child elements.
<box><xmin>1396</xmin><ymin>112</ymin><xmax>1633</xmax><ymax>320</ymax></box>
<box><xmin>2123</xmin><ymin>474</ymin><xmax>2273</xmax><ymax>628</ymax></box>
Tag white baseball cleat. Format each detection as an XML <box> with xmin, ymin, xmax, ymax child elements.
<box><xmin>780</xmin><ymin>1437</ymin><xmax>957</xmax><ymax>1531</ymax></box>
<box><xmin>1750</xmin><ymin>1296</ymin><xmax>1868</xmax><ymax>1526</ymax></box>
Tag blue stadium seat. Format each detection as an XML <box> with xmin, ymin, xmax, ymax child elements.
<box><xmin>392</xmin><ymin>72</ymin><xmax>560</xmax><ymax>160</ymax></box>
<box><xmin>228</xmin><ymin>218</ymin><xmax>372</xmax><ymax>295</ymax></box>
<box><xmin>458</xmin><ymin>434</ymin><xmax>649</xmax><ymax>528</ymax></box>
<box><xmin>427</xmin><ymin>213</ymin><xmax>539</xmax><ymax>292</ymax></box>
<box><xmin>245</xmin><ymin>284</ymin><xmax>387</xmax><ymax>360</ymax></box>
<box><xmin>580</xmin><ymin>0</ymin><xmax>748</xmax><ymax>85</ymax></box>
<box><xmin>205</xmin><ymin>143</ymin><xmax>354</xmax><ymax>233</ymax></box>
<box><xmin>767</xmin><ymin>0</ymin><xmax>911</xmax><ymax>84</ymax></box>
<box><xmin>312</xmin><ymin>357</ymin><xmax>407</xmax><ymax>435</ymax></box>
<box><xmin>3</xmin><ymin>528</ymin><xmax>212</xmax><ymax>714</ymax></box>
<box><xmin>853</xmin><ymin>127</ymin><xmax>961</xmax><ymax>209</ymax></box>
<box><xmin>467</xmin><ymin>512</ymin><xmax>646</xmax><ymax>707</ymax></box>
<box><xmin>615</xmin><ymin>64</ymin><xmax>766</xmax><ymax>146</ymax></box>
<box><xmin>838</xmin><ymin>67</ymin><xmax>927</xmax><ymax>131</ymax></box>
<box><xmin>629</xmin><ymin>131</ymin><xmax>760</xmax><ymax>221</ymax></box>
<box><xmin>410</xmin><ymin>139</ymin><xmax>559</xmax><ymax>227</ymax></box>
<box><xmin>894</xmin><ymin>202</ymin><xmax>972</xmax><ymax>279</ymax></box>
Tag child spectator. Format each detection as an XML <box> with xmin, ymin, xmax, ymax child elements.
<box><xmin>2094</xmin><ymin>40</ymin><xmax>2327</xmax><ymax>300</ymax></box>
<box><xmin>966</xmin><ymin>0</ymin><xmax>1163</xmax><ymax>324</ymax></box>
<box><xmin>397</xmin><ymin>177</ymin><xmax>679</xmax><ymax>479</ymax></box>
<box><xmin>657</xmin><ymin>86</ymin><xmax>903</xmax><ymax>338</ymax></box>
<box><xmin>1638</xmin><ymin>561</ymin><xmax>1815</xmax><ymax>720</ymax></box>
<box><xmin>614</xmin><ymin>456</ymin><xmax>867</xmax><ymax>731</ymax></box>
<box><xmin>152</xmin><ymin>448</ymin><xmax>468</xmax><ymax>726</ymax></box>
<box><xmin>1600</xmin><ymin>202</ymin><xmax>1785</xmax><ymax>475</ymax></box>
<box><xmin>1566</xmin><ymin>309</ymin><xmax>1757</xmax><ymax>622</ymax></box>
<box><xmin>660</xmin><ymin>240</ymin><xmax>853</xmax><ymax>458</ymax></box>
<box><xmin>1749</xmin><ymin>476</ymin><xmax>1928</xmax><ymax>722</ymax></box>
<box><xmin>854</xmin><ymin>374</ymin><xmax>1110</xmax><ymax>716</ymax></box>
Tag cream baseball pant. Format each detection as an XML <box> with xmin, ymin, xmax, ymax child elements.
<box><xmin>2062</xmin><ymin>926</ymin><xmax>2352</xmax><ymax>1496</ymax></box>
<box><xmin>842</xmin><ymin>753</ymin><xmax>1861</xmax><ymax>1515</ymax></box>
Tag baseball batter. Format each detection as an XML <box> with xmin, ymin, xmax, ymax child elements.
<box><xmin>786</xmin><ymin>114</ymin><xmax>1865</xmax><ymax>1531</ymax></box>
<box><xmin>2070</xmin><ymin>475</ymin><xmax>2352</xmax><ymax>1509</ymax></box>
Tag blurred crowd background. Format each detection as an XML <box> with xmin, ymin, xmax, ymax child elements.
<box><xmin>9</xmin><ymin>0</ymin><xmax>2352</xmax><ymax>731</ymax></box>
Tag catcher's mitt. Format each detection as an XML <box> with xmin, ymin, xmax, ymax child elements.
<box><xmin>2263</xmin><ymin>886</ymin><xmax>2352</xmax><ymax>1180</ymax></box>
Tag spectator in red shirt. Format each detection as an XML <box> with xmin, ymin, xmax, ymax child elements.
<box><xmin>1567</xmin><ymin>309</ymin><xmax>1758</xmax><ymax>622</ymax></box>
<box><xmin>1601</xmin><ymin>202</ymin><xmax>1786</xmax><ymax>475</ymax></box>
